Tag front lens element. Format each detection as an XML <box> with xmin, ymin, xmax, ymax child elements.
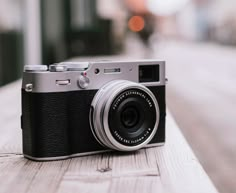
<box><xmin>121</xmin><ymin>106</ymin><xmax>140</xmax><ymax>128</ymax></box>
<box><xmin>108</xmin><ymin>88</ymin><xmax>157</xmax><ymax>147</ymax></box>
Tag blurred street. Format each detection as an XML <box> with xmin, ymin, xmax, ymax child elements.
<box><xmin>155</xmin><ymin>40</ymin><xmax>236</xmax><ymax>193</ymax></box>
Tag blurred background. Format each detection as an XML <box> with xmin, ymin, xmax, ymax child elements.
<box><xmin>0</xmin><ymin>0</ymin><xmax>235</xmax><ymax>193</ymax></box>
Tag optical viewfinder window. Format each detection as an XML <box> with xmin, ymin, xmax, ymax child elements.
<box><xmin>139</xmin><ymin>65</ymin><xmax>160</xmax><ymax>83</ymax></box>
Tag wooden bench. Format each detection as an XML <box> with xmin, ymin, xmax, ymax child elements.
<box><xmin>0</xmin><ymin>80</ymin><xmax>218</xmax><ymax>193</ymax></box>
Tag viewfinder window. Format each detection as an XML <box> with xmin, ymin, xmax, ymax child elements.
<box><xmin>139</xmin><ymin>65</ymin><xmax>160</xmax><ymax>83</ymax></box>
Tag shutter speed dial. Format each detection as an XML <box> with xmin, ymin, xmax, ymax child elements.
<box><xmin>58</xmin><ymin>62</ymin><xmax>89</xmax><ymax>71</ymax></box>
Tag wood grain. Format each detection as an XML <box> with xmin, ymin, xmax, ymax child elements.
<box><xmin>0</xmin><ymin>80</ymin><xmax>218</xmax><ymax>193</ymax></box>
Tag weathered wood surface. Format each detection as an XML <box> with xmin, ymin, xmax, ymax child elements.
<box><xmin>0</xmin><ymin>81</ymin><xmax>218</xmax><ymax>193</ymax></box>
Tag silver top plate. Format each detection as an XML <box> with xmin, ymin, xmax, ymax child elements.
<box><xmin>22</xmin><ymin>59</ymin><xmax>166</xmax><ymax>93</ymax></box>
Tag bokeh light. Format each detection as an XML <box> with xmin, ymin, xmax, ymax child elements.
<box><xmin>128</xmin><ymin>16</ymin><xmax>145</xmax><ymax>32</ymax></box>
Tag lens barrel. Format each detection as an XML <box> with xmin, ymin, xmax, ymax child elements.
<box><xmin>90</xmin><ymin>80</ymin><xmax>160</xmax><ymax>151</ymax></box>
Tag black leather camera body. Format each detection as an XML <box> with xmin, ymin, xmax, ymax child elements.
<box><xmin>21</xmin><ymin>60</ymin><xmax>166</xmax><ymax>161</ymax></box>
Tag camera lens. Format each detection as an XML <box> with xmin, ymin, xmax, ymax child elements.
<box><xmin>90</xmin><ymin>80</ymin><xmax>160</xmax><ymax>151</ymax></box>
<box><xmin>121</xmin><ymin>106</ymin><xmax>139</xmax><ymax>128</ymax></box>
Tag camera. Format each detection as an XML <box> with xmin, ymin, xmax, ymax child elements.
<box><xmin>21</xmin><ymin>60</ymin><xmax>166</xmax><ymax>161</ymax></box>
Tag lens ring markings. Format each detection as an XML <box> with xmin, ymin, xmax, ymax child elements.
<box><xmin>90</xmin><ymin>80</ymin><xmax>160</xmax><ymax>151</ymax></box>
<box><xmin>108</xmin><ymin>88</ymin><xmax>157</xmax><ymax>146</ymax></box>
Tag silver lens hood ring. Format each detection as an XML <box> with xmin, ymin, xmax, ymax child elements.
<box><xmin>90</xmin><ymin>80</ymin><xmax>126</xmax><ymax>149</ymax></box>
<box><xmin>90</xmin><ymin>80</ymin><xmax>160</xmax><ymax>151</ymax></box>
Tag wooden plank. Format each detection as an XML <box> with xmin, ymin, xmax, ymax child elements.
<box><xmin>154</xmin><ymin>116</ymin><xmax>219</xmax><ymax>193</ymax></box>
<box><xmin>58</xmin><ymin>176</ymin><xmax>164</xmax><ymax>193</ymax></box>
<box><xmin>0</xmin><ymin>80</ymin><xmax>218</xmax><ymax>193</ymax></box>
<box><xmin>57</xmin><ymin>152</ymin><xmax>164</xmax><ymax>193</ymax></box>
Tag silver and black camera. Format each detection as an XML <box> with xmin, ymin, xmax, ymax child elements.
<box><xmin>21</xmin><ymin>60</ymin><xmax>166</xmax><ymax>161</ymax></box>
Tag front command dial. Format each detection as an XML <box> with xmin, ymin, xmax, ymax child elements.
<box><xmin>78</xmin><ymin>75</ymin><xmax>90</xmax><ymax>89</ymax></box>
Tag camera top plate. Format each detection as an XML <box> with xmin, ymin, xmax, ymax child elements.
<box><xmin>22</xmin><ymin>60</ymin><xmax>166</xmax><ymax>93</ymax></box>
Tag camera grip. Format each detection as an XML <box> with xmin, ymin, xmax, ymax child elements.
<box><xmin>22</xmin><ymin>90</ymin><xmax>70</xmax><ymax>158</ymax></box>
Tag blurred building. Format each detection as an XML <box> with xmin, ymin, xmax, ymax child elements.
<box><xmin>0</xmin><ymin>0</ymin><xmax>236</xmax><ymax>86</ymax></box>
<box><xmin>0</xmin><ymin>0</ymin><xmax>24</xmax><ymax>86</ymax></box>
